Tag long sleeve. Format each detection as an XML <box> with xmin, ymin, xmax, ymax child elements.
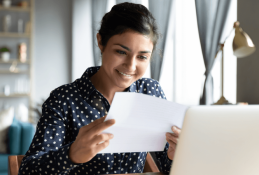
<box><xmin>19</xmin><ymin>90</ymin><xmax>79</xmax><ymax>175</ymax></box>
<box><xmin>155</xmin><ymin>142</ymin><xmax>172</xmax><ymax>173</ymax></box>
<box><xmin>19</xmin><ymin>68</ymin><xmax>175</xmax><ymax>174</ymax></box>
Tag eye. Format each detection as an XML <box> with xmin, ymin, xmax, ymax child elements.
<box><xmin>138</xmin><ymin>55</ymin><xmax>148</xmax><ymax>60</ymax></box>
<box><xmin>116</xmin><ymin>50</ymin><xmax>126</xmax><ymax>55</ymax></box>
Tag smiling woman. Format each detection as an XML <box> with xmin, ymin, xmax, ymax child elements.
<box><xmin>91</xmin><ymin>31</ymin><xmax>154</xmax><ymax>104</ymax></box>
<box><xmin>18</xmin><ymin>2</ymin><xmax>177</xmax><ymax>175</ymax></box>
<box><xmin>90</xmin><ymin>2</ymin><xmax>158</xmax><ymax>105</ymax></box>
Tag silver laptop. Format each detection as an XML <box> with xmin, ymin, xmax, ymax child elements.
<box><xmin>170</xmin><ymin>105</ymin><xmax>259</xmax><ymax>175</ymax></box>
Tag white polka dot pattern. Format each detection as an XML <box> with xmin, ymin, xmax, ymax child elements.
<box><xmin>18</xmin><ymin>66</ymin><xmax>172</xmax><ymax>175</ymax></box>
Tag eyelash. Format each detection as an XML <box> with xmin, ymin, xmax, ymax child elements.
<box><xmin>138</xmin><ymin>55</ymin><xmax>147</xmax><ymax>60</ymax></box>
<box><xmin>116</xmin><ymin>50</ymin><xmax>148</xmax><ymax>60</ymax></box>
<box><xmin>116</xmin><ymin>50</ymin><xmax>126</xmax><ymax>55</ymax></box>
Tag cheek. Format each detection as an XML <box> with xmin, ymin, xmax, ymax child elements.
<box><xmin>137</xmin><ymin>62</ymin><xmax>149</xmax><ymax>75</ymax></box>
<box><xmin>102</xmin><ymin>53</ymin><xmax>120</xmax><ymax>66</ymax></box>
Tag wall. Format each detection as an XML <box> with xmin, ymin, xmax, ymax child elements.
<box><xmin>33</xmin><ymin>0</ymin><xmax>72</xmax><ymax>103</ymax></box>
<box><xmin>237</xmin><ymin>0</ymin><xmax>259</xmax><ymax>104</ymax></box>
<box><xmin>72</xmin><ymin>0</ymin><xmax>94</xmax><ymax>81</ymax></box>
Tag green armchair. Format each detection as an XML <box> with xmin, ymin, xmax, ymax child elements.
<box><xmin>0</xmin><ymin>118</ymin><xmax>35</xmax><ymax>175</ymax></box>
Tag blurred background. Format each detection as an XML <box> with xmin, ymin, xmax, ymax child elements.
<box><xmin>0</xmin><ymin>0</ymin><xmax>258</xmax><ymax>173</ymax></box>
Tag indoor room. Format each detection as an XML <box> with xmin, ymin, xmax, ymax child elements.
<box><xmin>0</xmin><ymin>0</ymin><xmax>258</xmax><ymax>175</ymax></box>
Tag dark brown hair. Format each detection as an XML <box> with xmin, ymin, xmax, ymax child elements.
<box><xmin>98</xmin><ymin>2</ymin><xmax>159</xmax><ymax>51</ymax></box>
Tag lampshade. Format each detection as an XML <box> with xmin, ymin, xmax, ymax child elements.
<box><xmin>232</xmin><ymin>21</ymin><xmax>256</xmax><ymax>58</ymax></box>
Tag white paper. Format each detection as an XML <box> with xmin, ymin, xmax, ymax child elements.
<box><xmin>99</xmin><ymin>92</ymin><xmax>188</xmax><ymax>154</ymax></box>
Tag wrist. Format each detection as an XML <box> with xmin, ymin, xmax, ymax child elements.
<box><xmin>68</xmin><ymin>142</ymin><xmax>81</xmax><ymax>164</ymax></box>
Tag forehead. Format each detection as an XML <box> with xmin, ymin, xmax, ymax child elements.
<box><xmin>107</xmin><ymin>31</ymin><xmax>154</xmax><ymax>51</ymax></box>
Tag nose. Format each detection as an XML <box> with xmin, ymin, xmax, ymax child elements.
<box><xmin>124</xmin><ymin>55</ymin><xmax>136</xmax><ymax>72</ymax></box>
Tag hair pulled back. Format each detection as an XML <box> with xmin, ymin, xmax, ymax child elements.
<box><xmin>99</xmin><ymin>2</ymin><xmax>159</xmax><ymax>51</ymax></box>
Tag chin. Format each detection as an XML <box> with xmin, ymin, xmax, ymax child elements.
<box><xmin>115</xmin><ymin>78</ymin><xmax>135</xmax><ymax>88</ymax></box>
<box><xmin>116</xmin><ymin>83</ymin><xmax>132</xmax><ymax>89</ymax></box>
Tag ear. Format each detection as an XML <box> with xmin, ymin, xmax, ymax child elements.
<box><xmin>96</xmin><ymin>33</ymin><xmax>104</xmax><ymax>53</ymax></box>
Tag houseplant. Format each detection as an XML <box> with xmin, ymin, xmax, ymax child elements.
<box><xmin>0</xmin><ymin>47</ymin><xmax>11</xmax><ymax>62</ymax></box>
<box><xmin>2</xmin><ymin>0</ymin><xmax>11</xmax><ymax>7</ymax></box>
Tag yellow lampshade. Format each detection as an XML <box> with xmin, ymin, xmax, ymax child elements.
<box><xmin>233</xmin><ymin>21</ymin><xmax>256</xmax><ymax>58</ymax></box>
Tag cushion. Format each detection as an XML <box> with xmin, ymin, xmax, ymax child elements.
<box><xmin>0</xmin><ymin>154</ymin><xmax>9</xmax><ymax>172</ymax></box>
<box><xmin>20</xmin><ymin>122</ymin><xmax>35</xmax><ymax>154</ymax></box>
<box><xmin>0</xmin><ymin>171</ymin><xmax>8</xmax><ymax>175</ymax></box>
<box><xmin>0</xmin><ymin>107</ymin><xmax>14</xmax><ymax>153</ymax></box>
<box><xmin>8</xmin><ymin>117</ymin><xmax>22</xmax><ymax>155</ymax></box>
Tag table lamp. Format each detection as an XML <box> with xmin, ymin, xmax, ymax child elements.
<box><xmin>214</xmin><ymin>21</ymin><xmax>256</xmax><ymax>105</ymax></box>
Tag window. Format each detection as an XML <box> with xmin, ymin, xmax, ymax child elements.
<box><xmin>160</xmin><ymin>0</ymin><xmax>237</xmax><ymax>105</ymax></box>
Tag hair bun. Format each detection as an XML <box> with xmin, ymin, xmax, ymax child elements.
<box><xmin>99</xmin><ymin>2</ymin><xmax>159</xmax><ymax>51</ymax></box>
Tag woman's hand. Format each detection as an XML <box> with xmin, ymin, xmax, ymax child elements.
<box><xmin>69</xmin><ymin>116</ymin><xmax>115</xmax><ymax>164</ymax></box>
<box><xmin>166</xmin><ymin>126</ymin><xmax>181</xmax><ymax>160</ymax></box>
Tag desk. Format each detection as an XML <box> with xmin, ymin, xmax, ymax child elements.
<box><xmin>109</xmin><ymin>173</ymin><xmax>166</xmax><ymax>175</ymax></box>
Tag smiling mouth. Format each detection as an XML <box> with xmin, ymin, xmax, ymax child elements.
<box><xmin>117</xmin><ymin>70</ymin><xmax>133</xmax><ymax>77</ymax></box>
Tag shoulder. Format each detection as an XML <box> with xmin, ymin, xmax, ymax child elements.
<box><xmin>135</xmin><ymin>77</ymin><xmax>160</xmax><ymax>88</ymax></box>
<box><xmin>44</xmin><ymin>80</ymin><xmax>81</xmax><ymax>109</ymax></box>
<box><xmin>50</xmin><ymin>80</ymin><xmax>79</xmax><ymax>97</ymax></box>
<box><xmin>42</xmin><ymin>80</ymin><xmax>80</xmax><ymax>117</ymax></box>
<box><xmin>134</xmin><ymin>78</ymin><xmax>166</xmax><ymax>99</ymax></box>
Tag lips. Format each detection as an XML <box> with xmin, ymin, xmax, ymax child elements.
<box><xmin>116</xmin><ymin>70</ymin><xmax>134</xmax><ymax>77</ymax></box>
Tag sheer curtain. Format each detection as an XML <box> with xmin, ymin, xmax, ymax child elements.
<box><xmin>160</xmin><ymin>0</ymin><xmax>205</xmax><ymax>104</ymax></box>
<box><xmin>148</xmin><ymin>0</ymin><xmax>172</xmax><ymax>81</ymax></box>
<box><xmin>72</xmin><ymin>0</ymin><xmax>94</xmax><ymax>81</ymax></box>
<box><xmin>196</xmin><ymin>0</ymin><xmax>232</xmax><ymax>105</ymax></box>
<box><xmin>211</xmin><ymin>0</ymin><xmax>237</xmax><ymax>104</ymax></box>
<box><xmin>92</xmin><ymin>0</ymin><xmax>108</xmax><ymax>66</ymax></box>
<box><xmin>161</xmin><ymin>0</ymin><xmax>236</xmax><ymax>105</ymax></box>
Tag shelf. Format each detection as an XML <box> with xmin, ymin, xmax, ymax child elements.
<box><xmin>0</xmin><ymin>70</ymin><xmax>29</xmax><ymax>74</ymax></box>
<box><xmin>0</xmin><ymin>32</ymin><xmax>30</xmax><ymax>38</ymax></box>
<box><xmin>0</xmin><ymin>6</ymin><xmax>30</xmax><ymax>12</ymax></box>
<box><xmin>0</xmin><ymin>60</ymin><xmax>30</xmax><ymax>64</ymax></box>
<box><xmin>0</xmin><ymin>93</ymin><xmax>30</xmax><ymax>97</ymax></box>
<box><xmin>0</xmin><ymin>0</ymin><xmax>33</xmax><ymax>122</ymax></box>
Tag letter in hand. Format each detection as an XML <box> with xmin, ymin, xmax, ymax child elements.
<box><xmin>69</xmin><ymin>116</ymin><xmax>115</xmax><ymax>164</ymax></box>
<box><xmin>166</xmin><ymin>126</ymin><xmax>181</xmax><ymax>160</ymax></box>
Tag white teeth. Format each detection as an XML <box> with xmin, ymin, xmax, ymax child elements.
<box><xmin>118</xmin><ymin>71</ymin><xmax>132</xmax><ymax>77</ymax></box>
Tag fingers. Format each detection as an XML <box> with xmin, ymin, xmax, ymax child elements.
<box><xmin>81</xmin><ymin>116</ymin><xmax>106</xmax><ymax>132</ymax></box>
<box><xmin>95</xmin><ymin>140</ymin><xmax>110</xmax><ymax>153</ymax></box>
<box><xmin>166</xmin><ymin>137</ymin><xmax>177</xmax><ymax>148</ymax></box>
<box><xmin>89</xmin><ymin>119</ymin><xmax>116</xmax><ymax>135</ymax></box>
<box><xmin>171</xmin><ymin>126</ymin><xmax>181</xmax><ymax>136</ymax></box>
<box><xmin>81</xmin><ymin>115</ymin><xmax>113</xmax><ymax>133</ymax></box>
<box><xmin>166</xmin><ymin>126</ymin><xmax>181</xmax><ymax>145</ymax></box>
<box><xmin>92</xmin><ymin>133</ymin><xmax>114</xmax><ymax>145</ymax></box>
<box><xmin>166</xmin><ymin>133</ymin><xmax>178</xmax><ymax>144</ymax></box>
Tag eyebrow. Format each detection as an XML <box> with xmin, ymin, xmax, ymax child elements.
<box><xmin>114</xmin><ymin>44</ymin><xmax>152</xmax><ymax>53</ymax></box>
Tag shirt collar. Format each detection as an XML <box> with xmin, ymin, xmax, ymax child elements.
<box><xmin>77</xmin><ymin>66</ymin><xmax>136</xmax><ymax>99</ymax></box>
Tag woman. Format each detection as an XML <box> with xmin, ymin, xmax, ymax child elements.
<box><xmin>19</xmin><ymin>2</ymin><xmax>180</xmax><ymax>175</ymax></box>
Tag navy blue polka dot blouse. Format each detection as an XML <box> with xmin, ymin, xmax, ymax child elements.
<box><xmin>19</xmin><ymin>66</ymin><xmax>172</xmax><ymax>175</ymax></box>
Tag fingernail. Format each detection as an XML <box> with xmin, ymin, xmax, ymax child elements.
<box><xmin>110</xmin><ymin>134</ymin><xmax>114</xmax><ymax>138</ymax></box>
<box><xmin>172</xmin><ymin>126</ymin><xmax>176</xmax><ymax>130</ymax></box>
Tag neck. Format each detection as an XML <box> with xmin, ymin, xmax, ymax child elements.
<box><xmin>90</xmin><ymin>66</ymin><xmax>125</xmax><ymax>105</ymax></box>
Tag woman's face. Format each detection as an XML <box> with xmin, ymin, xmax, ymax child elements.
<box><xmin>97</xmin><ymin>31</ymin><xmax>153</xmax><ymax>89</ymax></box>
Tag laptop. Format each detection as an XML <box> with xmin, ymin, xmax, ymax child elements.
<box><xmin>169</xmin><ymin>105</ymin><xmax>259</xmax><ymax>175</ymax></box>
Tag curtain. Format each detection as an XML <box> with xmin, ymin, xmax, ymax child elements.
<box><xmin>195</xmin><ymin>0</ymin><xmax>232</xmax><ymax>105</ymax></box>
<box><xmin>72</xmin><ymin>0</ymin><xmax>94</xmax><ymax>81</ymax></box>
<box><xmin>149</xmin><ymin>0</ymin><xmax>172</xmax><ymax>81</ymax></box>
<box><xmin>148</xmin><ymin>0</ymin><xmax>173</xmax><ymax>169</ymax></box>
<box><xmin>92</xmin><ymin>0</ymin><xmax>108</xmax><ymax>66</ymax></box>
